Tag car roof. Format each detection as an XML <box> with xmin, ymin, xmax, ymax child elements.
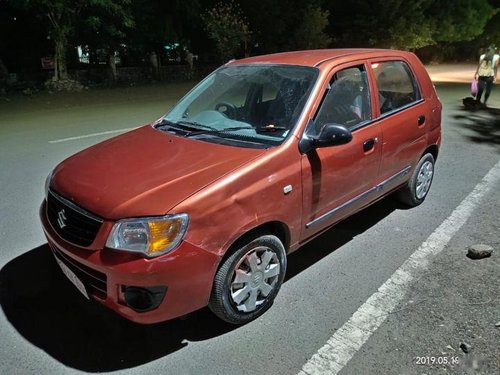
<box><xmin>229</xmin><ymin>49</ymin><xmax>409</xmax><ymax>68</ymax></box>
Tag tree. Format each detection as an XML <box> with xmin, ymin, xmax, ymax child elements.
<box><xmin>125</xmin><ymin>0</ymin><xmax>202</xmax><ymax>74</ymax></box>
<box><xmin>290</xmin><ymin>5</ymin><xmax>332</xmax><ymax>50</ymax></box>
<box><xmin>239</xmin><ymin>0</ymin><xmax>329</xmax><ymax>54</ymax></box>
<box><xmin>18</xmin><ymin>0</ymin><xmax>134</xmax><ymax>85</ymax></box>
<box><xmin>78</xmin><ymin>1</ymin><xmax>134</xmax><ymax>80</ymax></box>
<box><xmin>388</xmin><ymin>1</ymin><xmax>435</xmax><ymax>49</ymax></box>
<box><xmin>431</xmin><ymin>0</ymin><xmax>496</xmax><ymax>43</ymax></box>
<box><xmin>471</xmin><ymin>0</ymin><xmax>500</xmax><ymax>47</ymax></box>
<box><xmin>330</xmin><ymin>0</ymin><xmax>435</xmax><ymax>49</ymax></box>
<box><xmin>0</xmin><ymin>57</ymin><xmax>8</xmax><ymax>91</ymax></box>
<box><xmin>18</xmin><ymin>0</ymin><xmax>81</xmax><ymax>81</ymax></box>
<box><xmin>202</xmin><ymin>1</ymin><xmax>252</xmax><ymax>60</ymax></box>
<box><xmin>329</xmin><ymin>0</ymin><xmax>496</xmax><ymax>50</ymax></box>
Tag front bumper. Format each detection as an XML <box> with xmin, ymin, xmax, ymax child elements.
<box><xmin>40</xmin><ymin>201</ymin><xmax>220</xmax><ymax>324</ymax></box>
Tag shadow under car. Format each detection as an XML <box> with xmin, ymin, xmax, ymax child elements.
<box><xmin>0</xmin><ymin>197</ymin><xmax>398</xmax><ymax>372</ymax></box>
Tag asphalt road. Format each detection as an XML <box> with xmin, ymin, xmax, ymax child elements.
<box><xmin>0</xmin><ymin>75</ymin><xmax>499</xmax><ymax>374</ymax></box>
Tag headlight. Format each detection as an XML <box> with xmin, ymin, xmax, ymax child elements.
<box><xmin>45</xmin><ymin>169</ymin><xmax>53</xmax><ymax>198</ymax></box>
<box><xmin>105</xmin><ymin>214</ymin><xmax>189</xmax><ymax>258</ymax></box>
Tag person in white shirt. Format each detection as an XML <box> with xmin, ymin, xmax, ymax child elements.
<box><xmin>474</xmin><ymin>46</ymin><xmax>499</xmax><ymax>106</ymax></box>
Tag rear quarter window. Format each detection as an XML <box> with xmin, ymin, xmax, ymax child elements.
<box><xmin>372</xmin><ymin>61</ymin><xmax>421</xmax><ymax>114</ymax></box>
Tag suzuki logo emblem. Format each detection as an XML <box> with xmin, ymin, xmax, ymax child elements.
<box><xmin>57</xmin><ymin>209</ymin><xmax>67</xmax><ymax>229</ymax></box>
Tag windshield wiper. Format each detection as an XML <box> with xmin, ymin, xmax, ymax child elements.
<box><xmin>157</xmin><ymin>119</ymin><xmax>223</xmax><ymax>136</ymax></box>
<box><xmin>156</xmin><ymin>119</ymin><xmax>191</xmax><ymax>133</ymax></box>
<box><xmin>176</xmin><ymin>120</ymin><xmax>219</xmax><ymax>132</ymax></box>
<box><xmin>185</xmin><ymin>126</ymin><xmax>254</xmax><ymax>137</ymax></box>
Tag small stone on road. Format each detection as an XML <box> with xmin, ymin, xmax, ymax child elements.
<box><xmin>467</xmin><ymin>244</ymin><xmax>493</xmax><ymax>259</ymax></box>
<box><xmin>460</xmin><ymin>342</ymin><xmax>472</xmax><ymax>353</ymax></box>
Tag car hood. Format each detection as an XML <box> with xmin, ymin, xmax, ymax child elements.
<box><xmin>51</xmin><ymin>125</ymin><xmax>266</xmax><ymax>219</ymax></box>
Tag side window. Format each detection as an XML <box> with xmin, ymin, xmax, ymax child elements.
<box><xmin>372</xmin><ymin>61</ymin><xmax>421</xmax><ymax>114</ymax></box>
<box><xmin>313</xmin><ymin>65</ymin><xmax>371</xmax><ymax>135</ymax></box>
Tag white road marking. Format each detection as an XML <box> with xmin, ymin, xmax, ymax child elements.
<box><xmin>299</xmin><ymin>159</ymin><xmax>500</xmax><ymax>375</ymax></box>
<box><xmin>49</xmin><ymin>127</ymin><xmax>137</xmax><ymax>144</ymax></box>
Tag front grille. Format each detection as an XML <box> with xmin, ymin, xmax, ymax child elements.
<box><xmin>51</xmin><ymin>245</ymin><xmax>108</xmax><ymax>299</ymax></box>
<box><xmin>47</xmin><ymin>189</ymin><xmax>103</xmax><ymax>247</ymax></box>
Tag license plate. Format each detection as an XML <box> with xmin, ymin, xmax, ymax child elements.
<box><xmin>55</xmin><ymin>257</ymin><xmax>90</xmax><ymax>300</ymax></box>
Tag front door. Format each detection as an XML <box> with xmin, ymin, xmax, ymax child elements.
<box><xmin>300</xmin><ymin>63</ymin><xmax>382</xmax><ymax>240</ymax></box>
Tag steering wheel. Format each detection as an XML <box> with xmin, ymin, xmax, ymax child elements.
<box><xmin>215</xmin><ymin>102</ymin><xmax>236</xmax><ymax>119</ymax></box>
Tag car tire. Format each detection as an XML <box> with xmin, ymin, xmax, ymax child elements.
<box><xmin>397</xmin><ymin>153</ymin><xmax>435</xmax><ymax>207</ymax></box>
<box><xmin>208</xmin><ymin>234</ymin><xmax>286</xmax><ymax>325</ymax></box>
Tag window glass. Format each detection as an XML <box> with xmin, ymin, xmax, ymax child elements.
<box><xmin>262</xmin><ymin>82</ymin><xmax>279</xmax><ymax>102</ymax></box>
<box><xmin>312</xmin><ymin>65</ymin><xmax>371</xmax><ymax>135</ymax></box>
<box><xmin>372</xmin><ymin>61</ymin><xmax>420</xmax><ymax>114</ymax></box>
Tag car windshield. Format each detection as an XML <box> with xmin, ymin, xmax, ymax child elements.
<box><xmin>159</xmin><ymin>64</ymin><xmax>318</xmax><ymax>148</ymax></box>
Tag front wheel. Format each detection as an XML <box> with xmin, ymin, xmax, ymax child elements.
<box><xmin>209</xmin><ymin>235</ymin><xmax>286</xmax><ymax>325</ymax></box>
<box><xmin>397</xmin><ymin>153</ymin><xmax>435</xmax><ymax>207</ymax></box>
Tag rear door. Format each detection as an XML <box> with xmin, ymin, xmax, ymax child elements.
<box><xmin>368</xmin><ymin>59</ymin><xmax>429</xmax><ymax>190</ymax></box>
<box><xmin>300</xmin><ymin>62</ymin><xmax>382</xmax><ymax>240</ymax></box>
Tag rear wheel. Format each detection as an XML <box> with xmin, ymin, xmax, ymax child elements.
<box><xmin>397</xmin><ymin>153</ymin><xmax>435</xmax><ymax>207</ymax></box>
<box><xmin>209</xmin><ymin>235</ymin><xmax>286</xmax><ymax>325</ymax></box>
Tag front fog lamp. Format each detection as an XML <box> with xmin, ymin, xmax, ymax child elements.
<box><xmin>106</xmin><ymin>214</ymin><xmax>189</xmax><ymax>257</ymax></box>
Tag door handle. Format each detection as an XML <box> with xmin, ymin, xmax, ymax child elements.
<box><xmin>363</xmin><ymin>138</ymin><xmax>376</xmax><ymax>152</ymax></box>
<box><xmin>418</xmin><ymin>115</ymin><xmax>426</xmax><ymax>126</ymax></box>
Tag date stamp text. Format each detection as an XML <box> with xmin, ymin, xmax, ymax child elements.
<box><xmin>415</xmin><ymin>356</ymin><xmax>460</xmax><ymax>366</ymax></box>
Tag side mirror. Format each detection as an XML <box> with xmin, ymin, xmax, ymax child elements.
<box><xmin>299</xmin><ymin>123</ymin><xmax>353</xmax><ymax>153</ymax></box>
<box><xmin>314</xmin><ymin>123</ymin><xmax>353</xmax><ymax>147</ymax></box>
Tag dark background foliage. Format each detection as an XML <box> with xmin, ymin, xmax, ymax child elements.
<box><xmin>0</xmin><ymin>0</ymin><xmax>498</xmax><ymax>85</ymax></box>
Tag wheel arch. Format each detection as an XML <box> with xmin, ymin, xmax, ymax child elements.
<box><xmin>208</xmin><ymin>221</ymin><xmax>289</xmax><ymax>324</ymax></box>
<box><xmin>422</xmin><ymin>144</ymin><xmax>439</xmax><ymax>161</ymax></box>
<box><xmin>219</xmin><ymin>221</ymin><xmax>291</xmax><ymax>265</ymax></box>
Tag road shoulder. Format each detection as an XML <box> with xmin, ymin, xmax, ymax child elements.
<box><xmin>342</xmin><ymin>168</ymin><xmax>500</xmax><ymax>374</ymax></box>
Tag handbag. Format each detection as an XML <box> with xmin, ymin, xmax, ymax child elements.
<box><xmin>471</xmin><ymin>79</ymin><xmax>478</xmax><ymax>97</ymax></box>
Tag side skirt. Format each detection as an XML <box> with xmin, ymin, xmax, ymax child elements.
<box><xmin>305</xmin><ymin>166</ymin><xmax>411</xmax><ymax>230</ymax></box>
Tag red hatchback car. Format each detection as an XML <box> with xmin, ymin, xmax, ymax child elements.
<box><xmin>41</xmin><ymin>49</ymin><xmax>441</xmax><ymax>325</ymax></box>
